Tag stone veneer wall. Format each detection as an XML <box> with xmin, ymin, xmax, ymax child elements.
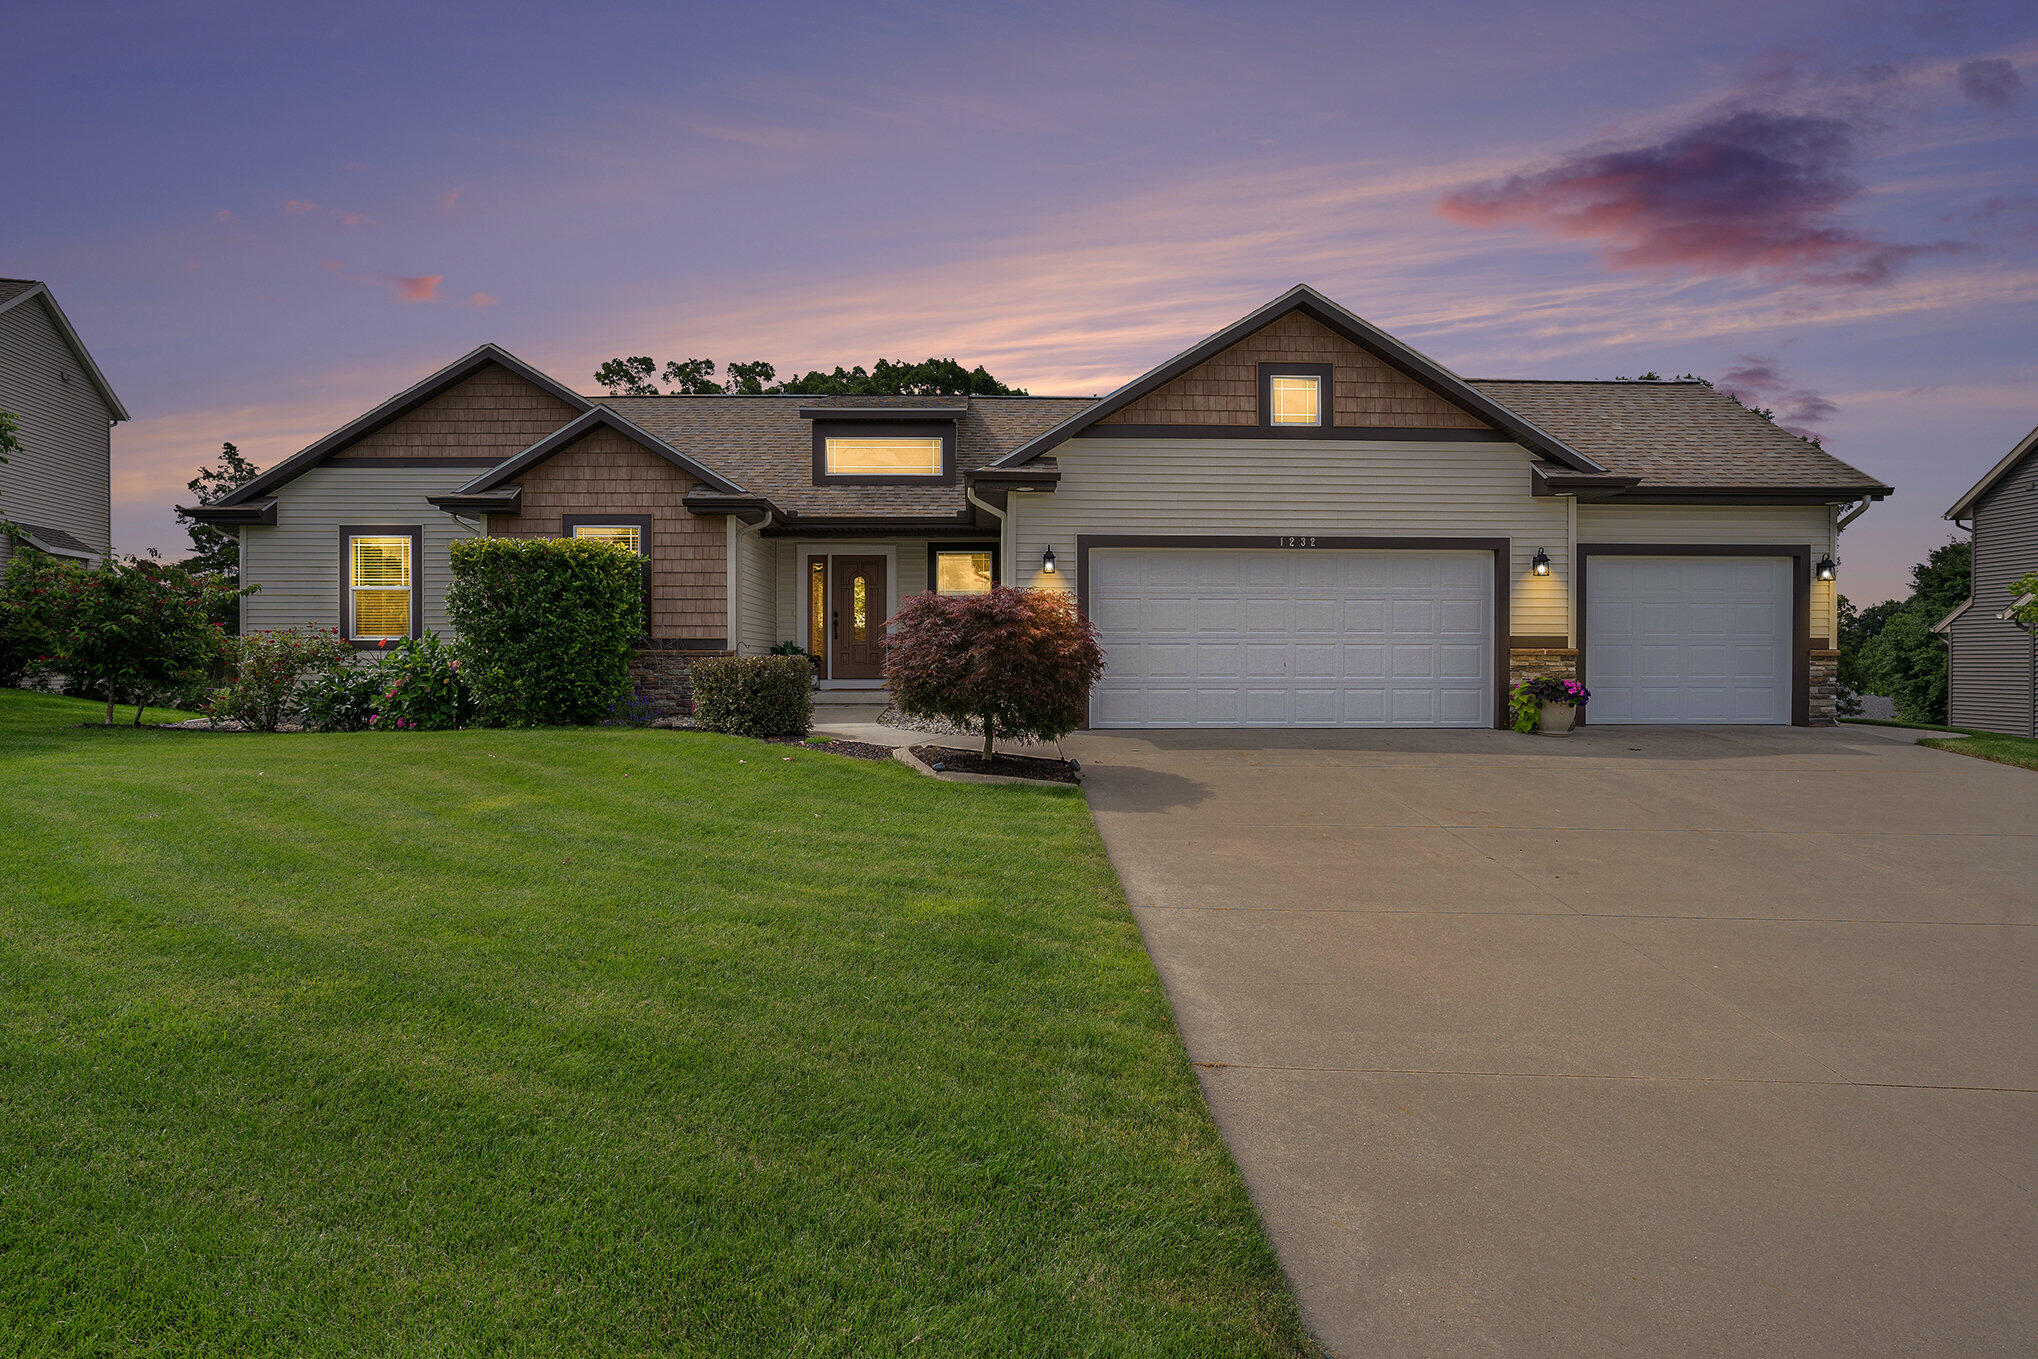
<box><xmin>629</xmin><ymin>641</ymin><xmax>732</xmax><ymax>717</ymax></box>
<box><xmin>1508</xmin><ymin>648</ymin><xmax>1578</xmax><ymax>688</ymax></box>
<box><xmin>1808</xmin><ymin>649</ymin><xmax>1839</xmax><ymax>727</ymax></box>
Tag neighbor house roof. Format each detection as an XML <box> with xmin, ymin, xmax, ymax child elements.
<box><xmin>10</xmin><ymin>521</ymin><xmax>98</xmax><ymax>559</ymax></box>
<box><xmin>597</xmin><ymin>393</ymin><xmax>1097</xmax><ymax>518</ymax></box>
<box><xmin>0</xmin><ymin>278</ymin><xmax>132</xmax><ymax>421</ymax></box>
<box><xmin>1464</xmin><ymin>380</ymin><xmax>1892</xmax><ymax>498</ymax></box>
<box><xmin>1944</xmin><ymin>422</ymin><xmax>2038</xmax><ymax>521</ymax></box>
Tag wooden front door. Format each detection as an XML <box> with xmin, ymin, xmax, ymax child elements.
<box><xmin>829</xmin><ymin>556</ymin><xmax>887</xmax><ymax>679</ymax></box>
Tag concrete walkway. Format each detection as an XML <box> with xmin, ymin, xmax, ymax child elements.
<box><xmin>1062</xmin><ymin>724</ymin><xmax>2038</xmax><ymax>1358</ymax></box>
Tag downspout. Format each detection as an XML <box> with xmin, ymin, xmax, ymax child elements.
<box><xmin>966</xmin><ymin>486</ymin><xmax>1009</xmax><ymax>584</ymax></box>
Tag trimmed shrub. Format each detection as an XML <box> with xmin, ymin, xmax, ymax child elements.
<box><xmin>885</xmin><ymin>586</ymin><xmax>1105</xmax><ymax>756</ymax></box>
<box><xmin>370</xmin><ymin>632</ymin><xmax>469</xmax><ymax>730</ymax></box>
<box><xmin>446</xmin><ymin>536</ymin><xmax>643</xmax><ymax>727</ymax></box>
<box><xmin>689</xmin><ymin>655</ymin><xmax>814</xmax><ymax>738</ymax></box>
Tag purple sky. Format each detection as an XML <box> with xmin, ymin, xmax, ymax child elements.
<box><xmin>10</xmin><ymin>0</ymin><xmax>2036</xmax><ymax>604</ymax></box>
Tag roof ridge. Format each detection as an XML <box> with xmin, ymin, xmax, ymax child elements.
<box><xmin>1467</xmin><ymin>377</ymin><xmax>1709</xmax><ymax>386</ymax></box>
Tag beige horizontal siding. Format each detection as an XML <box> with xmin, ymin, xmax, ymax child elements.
<box><xmin>0</xmin><ymin>294</ymin><xmax>114</xmax><ymax>559</ymax></box>
<box><xmin>735</xmin><ymin>525</ymin><xmax>776</xmax><ymax>653</ymax></box>
<box><xmin>241</xmin><ymin>465</ymin><xmax>478</xmax><ymax>636</ymax></box>
<box><xmin>1578</xmin><ymin>503</ymin><xmax>1838</xmax><ymax>643</ymax></box>
<box><xmin>1007</xmin><ymin>436</ymin><xmax>1573</xmax><ymax>637</ymax></box>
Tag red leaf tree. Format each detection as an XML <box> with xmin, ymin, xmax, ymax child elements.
<box><xmin>884</xmin><ymin>586</ymin><xmax>1105</xmax><ymax>757</ymax></box>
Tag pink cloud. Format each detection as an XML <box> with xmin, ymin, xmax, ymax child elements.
<box><xmin>283</xmin><ymin>198</ymin><xmax>374</xmax><ymax>226</ymax></box>
<box><xmin>283</xmin><ymin>198</ymin><xmax>321</xmax><ymax>214</ymax></box>
<box><xmin>1438</xmin><ymin>107</ymin><xmax>1965</xmax><ymax>287</ymax></box>
<box><xmin>215</xmin><ymin>208</ymin><xmax>232</xmax><ymax>222</ymax></box>
<box><xmin>1716</xmin><ymin>352</ymin><xmax>1839</xmax><ymax>440</ymax></box>
<box><xmin>464</xmin><ymin>291</ymin><xmax>498</xmax><ymax>308</ymax></box>
<box><xmin>438</xmin><ymin>187</ymin><xmax>463</xmax><ymax>213</ymax></box>
<box><xmin>376</xmin><ymin>273</ymin><xmax>442</xmax><ymax>303</ymax></box>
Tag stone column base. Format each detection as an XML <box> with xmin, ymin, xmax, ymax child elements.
<box><xmin>1508</xmin><ymin>647</ymin><xmax>1578</xmax><ymax>687</ymax></box>
<box><xmin>628</xmin><ymin>641</ymin><xmax>733</xmax><ymax>717</ymax></box>
<box><xmin>1808</xmin><ymin>649</ymin><xmax>1839</xmax><ymax>727</ymax></box>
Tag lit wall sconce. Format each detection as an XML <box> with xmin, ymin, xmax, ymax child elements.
<box><xmin>1042</xmin><ymin>546</ymin><xmax>1058</xmax><ymax>574</ymax></box>
<box><xmin>1531</xmin><ymin>548</ymin><xmax>1551</xmax><ymax>577</ymax></box>
<box><xmin>1816</xmin><ymin>555</ymin><xmax>1837</xmax><ymax>581</ymax></box>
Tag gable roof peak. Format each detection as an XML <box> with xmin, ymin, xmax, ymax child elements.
<box><xmin>990</xmin><ymin>284</ymin><xmax>1603</xmax><ymax>473</ymax></box>
<box><xmin>0</xmin><ymin>278</ymin><xmax>131</xmax><ymax>421</ymax></box>
<box><xmin>455</xmin><ymin>404</ymin><xmax>747</xmax><ymax>497</ymax></box>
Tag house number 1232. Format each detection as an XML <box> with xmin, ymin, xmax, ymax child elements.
<box><xmin>1280</xmin><ymin>536</ymin><xmax>1319</xmax><ymax>548</ymax></box>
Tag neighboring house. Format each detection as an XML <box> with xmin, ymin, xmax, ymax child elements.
<box><xmin>0</xmin><ymin>279</ymin><xmax>129</xmax><ymax>567</ymax></box>
<box><xmin>1935</xmin><ymin>424</ymin><xmax>2038</xmax><ymax>736</ymax></box>
<box><xmin>185</xmin><ymin>285</ymin><xmax>1891</xmax><ymax>728</ymax></box>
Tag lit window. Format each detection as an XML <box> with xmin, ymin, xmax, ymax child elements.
<box><xmin>823</xmin><ymin>436</ymin><xmax>943</xmax><ymax>477</ymax></box>
<box><xmin>1268</xmin><ymin>375</ymin><xmax>1322</xmax><ymax>426</ymax></box>
<box><xmin>349</xmin><ymin>535</ymin><xmax>412</xmax><ymax>641</ymax></box>
<box><xmin>808</xmin><ymin>558</ymin><xmax>826</xmax><ymax>649</ymax></box>
<box><xmin>934</xmin><ymin>549</ymin><xmax>994</xmax><ymax>596</ymax></box>
<box><xmin>572</xmin><ymin>523</ymin><xmax>643</xmax><ymax>554</ymax></box>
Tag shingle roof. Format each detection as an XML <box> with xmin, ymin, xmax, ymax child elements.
<box><xmin>0</xmin><ymin>278</ymin><xmax>44</xmax><ymax>307</ymax></box>
<box><xmin>594</xmin><ymin>394</ymin><xmax>1099</xmax><ymax>517</ymax></box>
<box><xmin>1465</xmin><ymin>379</ymin><xmax>1889</xmax><ymax>493</ymax></box>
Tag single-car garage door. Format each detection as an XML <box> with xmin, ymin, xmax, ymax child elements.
<box><xmin>1088</xmin><ymin>548</ymin><xmax>1493</xmax><ymax>728</ymax></box>
<box><xmin>1586</xmin><ymin>555</ymin><xmax>1793</xmax><ymax>724</ymax></box>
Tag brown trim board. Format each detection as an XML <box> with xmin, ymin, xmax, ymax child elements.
<box><xmin>337</xmin><ymin>523</ymin><xmax>426</xmax><ymax>649</ymax></box>
<box><xmin>1081</xmin><ymin>423</ymin><xmax>1516</xmax><ymax>443</ymax></box>
<box><xmin>1575</xmin><ymin>543</ymin><xmax>1812</xmax><ymax>728</ymax></box>
<box><xmin>1074</xmin><ymin>534</ymin><xmax>1513</xmax><ymax>729</ymax></box>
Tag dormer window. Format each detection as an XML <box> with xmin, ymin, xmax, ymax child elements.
<box><xmin>807</xmin><ymin>413</ymin><xmax>959</xmax><ymax>484</ymax></box>
<box><xmin>1259</xmin><ymin>362</ymin><xmax>1333</xmax><ymax>428</ymax></box>
<box><xmin>823</xmin><ymin>436</ymin><xmax>943</xmax><ymax>477</ymax></box>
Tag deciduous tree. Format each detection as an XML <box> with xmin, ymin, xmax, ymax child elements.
<box><xmin>885</xmin><ymin>587</ymin><xmax>1104</xmax><ymax>757</ymax></box>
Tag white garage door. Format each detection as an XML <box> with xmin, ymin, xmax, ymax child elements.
<box><xmin>1586</xmin><ymin>555</ymin><xmax>1792</xmax><ymax>724</ymax></box>
<box><xmin>1088</xmin><ymin>548</ymin><xmax>1493</xmax><ymax>728</ymax></box>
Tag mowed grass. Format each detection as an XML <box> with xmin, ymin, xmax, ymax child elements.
<box><xmin>1920</xmin><ymin>731</ymin><xmax>2038</xmax><ymax>771</ymax></box>
<box><xmin>0</xmin><ymin>691</ymin><xmax>1311</xmax><ymax>1358</ymax></box>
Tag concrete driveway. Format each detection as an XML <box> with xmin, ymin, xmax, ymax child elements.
<box><xmin>1062</xmin><ymin>724</ymin><xmax>2038</xmax><ymax>1358</ymax></box>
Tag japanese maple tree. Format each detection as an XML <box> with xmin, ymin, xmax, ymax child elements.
<box><xmin>884</xmin><ymin>586</ymin><xmax>1105</xmax><ymax>758</ymax></box>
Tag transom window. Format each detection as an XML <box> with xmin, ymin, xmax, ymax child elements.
<box><xmin>348</xmin><ymin>534</ymin><xmax>413</xmax><ymax>641</ymax></box>
<box><xmin>823</xmin><ymin>436</ymin><xmax>944</xmax><ymax>477</ymax></box>
<box><xmin>933</xmin><ymin>548</ymin><xmax>995</xmax><ymax>596</ymax></box>
<box><xmin>571</xmin><ymin>523</ymin><xmax>644</xmax><ymax>554</ymax></box>
<box><xmin>1267</xmin><ymin>374</ymin><xmax>1323</xmax><ymax>426</ymax></box>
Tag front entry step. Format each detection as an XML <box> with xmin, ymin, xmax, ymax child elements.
<box><xmin>814</xmin><ymin>687</ymin><xmax>889</xmax><ymax>707</ymax></box>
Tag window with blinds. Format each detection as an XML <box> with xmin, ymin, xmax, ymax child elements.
<box><xmin>349</xmin><ymin>535</ymin><xmax>412</xmax><ymax>640</ymax></box>
<box><xmin>571</xmin><ymin>523</ymin><xmax>644</xmax><ymax>554</ymax></box>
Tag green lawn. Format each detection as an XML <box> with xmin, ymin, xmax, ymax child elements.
<box><xmin>1920</xmin><ymin>731</ymin><xmax>2038</xmax><ymax>772</ymax></box>
<box><xmin>0</xmin><ymin>690</ymin><xmax>1310</xmax><ymax>1357</ymax></box>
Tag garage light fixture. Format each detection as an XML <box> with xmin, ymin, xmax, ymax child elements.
<box><xmin>1816</xmin><ymin>555</ymin><xmax>1837</xmax><ymax>581</ymax></box>
<box><xmin>1531</xmin><ymin>548</ymin><xmax>1550</xmax><ymax>576</ymax></box>
<box><xmin>1041</xmin><ymin>546</ymin><xmax>1057</xmax><ymax>575</ymax></box>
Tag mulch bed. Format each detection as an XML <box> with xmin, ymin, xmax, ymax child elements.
<box><xmin>765</xmin><ymin>735</ymin><xmax>895</xmax><ymax>762</ymax></box>
<box><xmin>909</xmin><ymin>744</ymin><xmax>1082</xmax><ymax>784</ymax></box>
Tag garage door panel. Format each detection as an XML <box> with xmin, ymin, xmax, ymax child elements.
<box><xmin>1588</xmin><ymin>556</ymin><xmax>1791</xmax><ymax>725</ymax></box>
<box><xmin>1091</xmin><ymin>548</ymin><xmax>1493</xmax><ymax>728</ymax></box>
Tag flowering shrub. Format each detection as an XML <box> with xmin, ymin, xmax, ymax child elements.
<box><xmin>885</xmin><ymin>586</ymin><xmax>1105</xmax><ymax>757</ymax></box>
<box><xmin>210</xmin><ymin>627</ymin><xmax>350</xmax><ymax>730</ymax></box>
<box><xmin>6</xmin><ymin>545</ymin><xmax>241</xmax><ymax>723</ymax></box>
<box><xmin>369</xmin><ymin>632</ymin><xmax>469</xmax><ymax>730</ymax></box>
<box><xmin>1509</xmin><ymin>676</ymin><xmax>1591</xmax><ymax>733</ymax></box>
<box><xmin>689</xmin><ymin>655</ymin><xmax>813</xmax><ymax>738</ymax></box>
<box><xmin>297</xmin><ymin>662</ymin><xmax>384</xmax><ymax>732</ymax></box>
<box><xmin>445</xmin><ymin>537</ymin><xmax>643</xmax><ymax>726</ymax></box>
<box><xmin>601</xmin><ymin>693</ymin><xmax>660</xmax><ymax>727</ymax></box>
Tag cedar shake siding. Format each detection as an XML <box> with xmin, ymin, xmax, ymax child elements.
<box><xmin>1948</xmin><ymin>444</ymin><xmax>2038</xmax><ymax>736</ymax></box>
<box><xmin>488</xmin><ymin>425</ymin><xmax>727</xmax><ymax>642</ymax></box>
<box><xmin>1099</xmin><ymin>311</ymin><xmax>1490</xmax><ymax>430</ymax></box>
<box><xmin>328</xmin><ymin>362</ymin><xmax>582</xmax><ymax>463</ymax></box>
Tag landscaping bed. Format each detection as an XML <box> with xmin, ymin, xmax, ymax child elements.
<box><xmin>0</xmin><ymin>688</ymin><xmax>1305</xmax><ymax>1356</ymax></box>
<box><xmin>910</xmin><ymin>743</ymin><xmax>1082</xmax><ymax>784</ymax></box>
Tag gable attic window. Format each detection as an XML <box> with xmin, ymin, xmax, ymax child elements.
<box><xmin>342</xmin><ymin>527</ymin><xmax>422</xmax><ymax>644</ymax></box>
<box><xmin>1259</xmin><ymin>362</ymin><xmax>1333</xmax><ymax>428</ymax></box>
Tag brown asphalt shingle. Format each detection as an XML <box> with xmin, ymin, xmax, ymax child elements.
<box><xmin>1464</xmin><ymin>379</ymin><xmax>1890</xmax><ymax>492</ymax></box>
<box><xmin>596</xmin><ymin>394</ymin><xmax>1099</xmax><ymax>516</ymax></box>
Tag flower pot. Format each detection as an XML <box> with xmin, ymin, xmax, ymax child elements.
<box><xmin>1538</xmin><ymin>700</ymin><xmax>1577</xmax><ymax>736</ymax></box>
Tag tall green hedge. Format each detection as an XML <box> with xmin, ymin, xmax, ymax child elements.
<box><xmin>446</xmin><ymin>537</ymin><xmax>644</xmax><ymax>726</ymax></box>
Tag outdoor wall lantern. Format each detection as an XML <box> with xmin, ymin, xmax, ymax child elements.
<box><xmin>1041</xmin><ymin>546</ymin><xmax>1057</xmax><ymax>574</ymax></box>
<box><xmin>1531</xmin><ymin>548</ymin><xmax>1551</xmax><ymax>576</ymax></box>
<box><xmin>1816</xmin><ymin>555</ymin><xmax>1837</xmax><ymax>581</ymax></box>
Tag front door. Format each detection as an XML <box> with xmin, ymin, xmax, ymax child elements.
<box><xmin>829</xmin><ymin>555</ymin><xmax>887</xmax><ymax>679</ymax></box>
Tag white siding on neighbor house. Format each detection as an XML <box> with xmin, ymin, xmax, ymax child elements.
<box><xmin>241</xmin><ymin>465</ymin><xmax>479</xmax><ymax>636</ymax></box>
<box><xmin>1005</xmin><ymin>436</ymin><xmax>1574</xmax><ymax>638</ymax></box>
<box><xmin>1577</xmin><ymin>503</ymin><xmax>1838</xmax><ymax>643</ymax></box>
<box><xmin>0</xmin><ymin>293</ymin><xmax>115</xmax><ymax>562</ymax></box>
<box><xmin>734</xmin><ymin>524</ymin><xmax>776</xmax><ymax>654</ymax></box>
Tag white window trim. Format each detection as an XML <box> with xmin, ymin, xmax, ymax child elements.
<box><xmin>821</xmin><ymin>435</ymin><xmax>945</xmax><ymax>478</ymax></box>
<box><xmin>1267</xmin><ymin>373</ymin><xmax>1325</xmax><ymax>427</ymax></box>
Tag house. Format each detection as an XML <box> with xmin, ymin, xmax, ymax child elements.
<box><xmin>1935</xmin><ymin>424</ymin><xmax>2038</xmax><ymax>737</ymax></box>
<box><xmin>0</xmin><ymin>279</ymin><xmax>130</xmax><ymax>567</ymax></box>
<box><xmin>184</xmin><ymin>285</ymin><xmax>1892</xmax><ymax>728</ymax></box>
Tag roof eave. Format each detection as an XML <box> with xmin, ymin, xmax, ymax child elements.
<box><xmin>177</xmin><ymin>497</ymin><xmax>279</xmax><ymax>526</ymax></box>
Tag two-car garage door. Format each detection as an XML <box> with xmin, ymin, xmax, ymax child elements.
<box><xmin>1088</xmin><ymin>548</ymin><xmax>1493</xmax><ymax>727</ymax></box>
